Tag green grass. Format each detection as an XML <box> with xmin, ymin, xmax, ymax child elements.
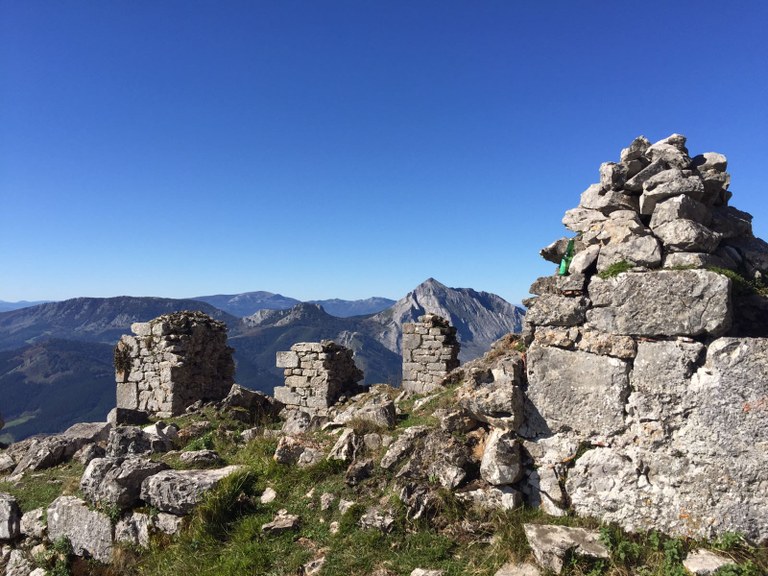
<box><xmin>708</xmin><ymin>266</ymin><xmax>768</xmax><ymax>298</ymax></box>
<box><xmin>0</xmin><ymin>461</ymin><xmax>84</xmax><ymax>511</ymax></box>
<box><xmin>598</xmin><ymin>260</ymin><xmax>635</xmax><ymax>279</ymax></box>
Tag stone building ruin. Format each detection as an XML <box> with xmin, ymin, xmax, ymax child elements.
<box><xmin>401</xmin><ymin>314</ymin><xmax>460</xmax><ymax>393</ymax></box>
<box><xmin>274</xmin><ymin>341</ymin><xmax>364</xmax><ymax>413</ymax></box>
<box><xmin>114</xmin><ymin>311</ymin><xmax>235</xmax><ymax>418</ymax></box>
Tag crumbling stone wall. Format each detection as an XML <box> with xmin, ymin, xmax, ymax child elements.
<box><xmin>274</xmin><ymin>341</ymin><xmax>363</xmax><ymax>413</ymax></box>
<box><xmin>522</xmin><ymin>134</ymin><xmax>768</xmax><ymax>543</ymax></box>
<box><xmin>401</xmin><ymin>314</ymin><xmax>460</xmax><ymax>394</ymax></box>
<box><xmin>115</xmin><ymin>311</ymin><xmax>235</xmax><ymax>418</ymax></box>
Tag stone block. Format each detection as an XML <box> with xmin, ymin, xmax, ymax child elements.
<box><xmin>116</xmin><ymin>382</ymin><xmax>139</xmax><ymax>410</ymax></box>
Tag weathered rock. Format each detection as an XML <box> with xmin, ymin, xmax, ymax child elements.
<box><xmin>691</xmin><ymin>152</ymin><xmax>727</xmax><ymax>172</ymax></box>
<box><xmin>524</xmin><ymin>344</ymin><xmax>630</xmax><ymax>438</ymax></box>
<box><xmin>493</xmin><ymin>562</ymin><xmax>542</xmax><ymax>576</ymax></box>
<box><xmin>683</xmin><ymin>549</ymin><xmax>735</xmax><ymax>575</ymax></box>
<box><xmin>345</xmin><ymin>458</ymin><xmax>373</xmax><ymax>486</ymax></box>
<box><xmin>333</xmin><ymin>391</ymin><xmax>396</xmax><ymax>430</ymax></box>
<box><xmin>640</xmin><ymin>169</ymin><xmax>705</xmax><ymax>214</ymax></box>
<box><xmin>154</xmin><ymin>512</ymin><xmax>184</xmax><ymax>535</ymax></box>
<box><xmin>411</xmin><ymin>569</ymin><xmax>444</xmax><ymax>576</ymax></box>
<box><xmin>587</xmin><ymin>270</ymin><xmax>732</xmax><ymax>337</ymax></box>
<box><xmin>327</xmin><ymin>429</ymin><xmax>361</xmax><ymax>462</ymax></box>
<box><xmin>179</xmin><ymin>449</ymin><xmax>224</xmax><ymax>467</ymax></box>
<box><xmin>359</xmin><ymin>507</ymin><xmax>395</xmax><ymax>533</ymax></box>
<box><xmin>455</xmin><ymin>486</ymin><xmax>522</xmax><ymax>511</ymax></box>
<box><xmin>11</xmin><ymin>421</ymin><xmax>111</xmax><ymax>475</ymax></box>
<box><xmin>73</xmin><ymin>443</ymin><xmax>106</xmax><ymax>465</ymax></box>
<box><xmin>4</xmin><ymin>549</ymin><xmax>34</xmax><ymax>576</ymax></box>
<box><xmin>0</xmin><ymin>494</ymin><xmax>21</xmax><ymax>541</ymax></box>
<box><xmin>562</xmin><ymin>207</ymin><xmax>607</xmax><ymax>233</ymax></box>
<box><xmin>115</xmin><ymin>512</ymin><xmax>151</xmax><ymax>548</ymax></box>
<box><xmin>261</xmin><ymin>509</ymin><xmax>300</xmax><ymax>534</ymax></box>
<box><xmin>662</xmin><ymin>252</ymin><xmax>729</xmax><ymax>269</ymax></box>
<box><xmin>710</xmin><ymin>206</ymin><xmax>753</xmax><ymax>239</ymax></box>
<box><xmin>19</xmin><ymin>508</ymin><xmax>45</xmax><ymax>541</ymax></box>
<box><xmin>568</xmin><ymin>244</ymin><xmax>600</xmax><ymax>275</ymax></box>
<box><xmin>480</xmin><ymin>429</ymin><xmax>523</xmax><ymax>486</ymax></box>
<box><xmin>273</xmin><ymin>436</ymin><xmax>323</xmax><ymax>467</ymax></box>
<box><xmin>394</xmin><ymin>430</ymin><xmax>469</xmax><ymax>490</ymax></box>
<box><xmin>140</xmin><ymin>465</ymin><xmax>245</xmax><ymax>515</ymax></box>
<box><xmin>220</xmin><ymin>384</ymin><xmax>281</xmax><ymax>422</ymax></box>
<box><xmin>80</xmin><ymin>456</ymin><xmax>170</xmax><ymax>510</ymax></box>
<box><xmin>524</xmin><ymin>295</ymin><xmax>588</xmax><ymax>327</ymax></box>
<box><xmin>723</xmin><ymin>236</ymin><xmax>768</xmax><ymax>279</ymax></box>
<box><xmin>528</xmin><ymin>274</ymin><xmax>587</xmax><ymax>296</ymax></box>
<box><xmin>379</xmin><ymin>426</ymin><xmax>429</xmax><ymax>470</ymax></box>
<box><xmin>260</xmin><ymin>487</ymin><xmax>277</xmax><ymax>504</ymax></box>
<box><xmin>47</xmin><ymin>496</ymin><xmax>113</xmax><ymax>563</ymax></box>
<box><xmin>579</xmin><ymin>183</ymin><xmax>638</xmax><ymax>214</ymax></box>
<box><xmin>624</xmin><ymin>158</ymin><xmax>669</xmax><ymax>193</ymax></box>
<box><xmin>649</xmin><ymin>194</ymin><xmax>712</xmax><ymax>228</ymax></box>
<box><xmin>523</xmin><ymin>524</ymin><xmax>609</xmax><ymax>574</ymax></box>
<box><xmin>620</xmin><ymin>135</ymin><xmax>651</xmax><ymax>162</ymax></box>
<box><xmin>106</xmin><ymin>426</ymin><xmax>153</xmax><ymax>458</ymax></box>
<box><xmin>652</xmin><ymin>219</ymin><xmax>722</xmax><ymax>253</ymax></box>
<box><xmin>0</xmin><ymin>453</ymin><xmax>14</xmax><ymax>475</ymax></box>
<box><xmin>456</xmin><ymin>377</ymin><xmax>525</xmax><ymax>431</ymax></box>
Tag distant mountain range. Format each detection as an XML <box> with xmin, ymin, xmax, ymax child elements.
<box><xmin>0</xmin><ymin>279</ymin><xmax>524</xmax><ymax>442</ymax></box>
<box><xmin>0</xmin><ymin>300</ymin><xmax>51</xmax><ymax>313</ymax></box>
<box><xmin>192</xmin><ymin>292</ymin><xmax>396</xmax><ymax>318</ymax></box>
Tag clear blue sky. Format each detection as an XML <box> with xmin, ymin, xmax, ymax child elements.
<box><xmin>2</xmin><ymin>1</ymin><xmax>767</xmax><ymax>305</ymax></box>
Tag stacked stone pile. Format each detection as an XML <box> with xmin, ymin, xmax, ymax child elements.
<box><xmin>274</xmin><ymin>341</ymin><xmax>364</xmax><ymax>413</ymax></box>
<box><xmin>114</xmin><ymin>311</ymin><xmax>235</xmax><ymax>418</ymax></box>
<box><xmin>522</xmin><ymin>134</ymin><xmax>768</xmax><ymax>543</ymax></box>
<box><xmin>401</xmin><ymin>314</ymin><xmax>460</xmax><ymax>394</ymax></box>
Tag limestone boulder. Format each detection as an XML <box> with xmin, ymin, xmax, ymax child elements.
<box><xmin>327</xmin><ymin>428</ymin><xmax>362</xmax><ymax>463</ymax></box>
<box><xmin>455</xmin><ymin>486</ymin><xmax>522</xmax><ymax>511</ymax></box>
<box><xmin>524</xmin><ymin>344</ymin><xmax>630</xmax><ymax>438</ymax></box>
<box><xmin>620</xmin><ymin>135</ymin><xmax>650</xmax><ymax>163</ymax></box>
<box><xmin>0</xmin><ymin>493</ymin><xmax>21</xmax><ymax>541</ymax></box>
<box><xmin>524</xmin><ymin>295</ymin><xmax>588</xmax><ymax>327</ymax></box>
<box><xmin>140</xmin><ymin>465</ymin><xmax>245</xmax><ymax>515</ymax></box>
<box><xmin>47</xmin><ymin>496</ymin><xmax>113</xmax><ymax>563</ymax></box>
<box><xmin>652</xmin><ymin>219</ymin><xmax>722</xmax><ymax>253</ymax></box>
<box><xmin>586</xmin><ymin>270</ymin><xmax>732</xmax><ymax>337</ymax></box>
<box><xmin>115</xmin><ymin>512</ymin><xmax>152</xmax><ymax>548</ymax></box>
<box><xmin>20</xmin><ymin>508</ymin><xmax>45</xmax><ymax>540</ymax></box>
<box><xmin>640</xmin><ymin>169</ymin><xmax>705</xmax><ymax>214</ymax></box>
<box><xmin>332</xmin><ymin>391</ymin><xmax>396</xmax><ymax>430</ymax></box>
<box><xmin>649</xmin><ymin>194</ymin><xmax>712</xmax><ymax>228</ymax></box>
<box><xmin>691</xmin><ymin>152</ymin><xmax>727</xmax><ymax>172</ymax></box>
<box><xmin>683</xmin><ymin>550</ymin><xmax>735</xmax><ymax>575</ymax></box>
<box><xmin>273</xmin><ymin>436</ymin><xmax>323</xmax><ymax>467</ymax></box>
<box><xmin>579</xmin><ymin>183</ymin><xmax>638</xmax><ymax>214</ymax></box>
<box><xmin>179</xmin><ymin>449</ymin><xmax>224</xmax><ymax>467</ymax></box>
<box><xmin>106</xmin><ymin>426</ymin><xmax>153</xmax><ymax>458</ymax></box>
<box><xmin>480</xmin><ymin>429</ymin><xmax>523</xmax><ymax>486</ymax></box>
<box><xmin>456</xmin><ymin>377</ymin><xmax>525</xmax><ymax>431</ymax></box>
<box><xmin>561</xmin><ymin>208</ymin><xmax>606</xmax><ymax>233</ymax></box>
<box><xmin>523</xmin><ymin>524</ymin><xmax>609</xmax><ymax>574</ymax></box>
<box><xmin>80</xmin><ymin>456</ymin><xmax>169</xmax><ymax>510</ymax></box>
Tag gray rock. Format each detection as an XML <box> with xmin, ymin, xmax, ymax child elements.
<box><xmin>649</xmin><ymin>194</ymin><xmax>712</xmax><ymax>228</ymax></box>
<box><xmin>260</xmin><ymin>487</ymin><xmax>277</xmax><ymax>504</ymax></box>
<box><xmin>261</xmin><ymin>509</ymin><xmax>300</xmax><ymax>534</ymax></box>
<box><xmin>273</xmin><ymin>436</ymin><xmax>323</xmax><ymax>467</ymax></box>
<box><xmin>106</xmin><ymin>426</ymin><xmax>153</xmax><ymax>458</ymax></box>
<box><xmin>652</xmin><ymin>219</ymin><xmax>722</xmax><ymax>253</ymax></box>
<box><xmin>456</xmin><ymin>377</ymin><xmax>525</xmax><ymax>431</ymax></box>
<box><xmin>0</xmin><ymin>493</ymin><xmax>21</xmax><ymax>540</ymax></box>
<box><xmin>524</xmin><ymin>524</ymin><xmax>609</xmax><ymax>574</ymax></box>
<box><xmin>80</xmin><ymin>456</ymin><xmax>169</xmax><ymax>510</ymax></box>
<box><xmin>624</xmin><ymin>158</ymin><xmax>669</xmax><ymax>193</ymax></box>
<box><xmin>115</xmin><ymin>512</ymin><xmax>151</xmax><ymax>548</ymax></box>
<box><xmin>394</xmin><ymin>430</ymin><xmax>469</xmax><ymax>490</ymax></box>
<box><xmin>710</xmin><ymin>206</ymin><xmax>753</xmax><ymax>239</ymax></box>
<box><xmin>723</xmin><ymin>236</ymin><xmax>768</xmax><ymax>279</ymax></box>
<box><xmin>47</xmin><ymin>495</ymin><xmax>113</xmax><ymax>563</ymax></box>
<box><xmin>4</xmin><ymin>549</ymin><xmax>34</xmax><ymax>576</ymax></box>
<box><xmin>344</xmin><ymin>458</ymin><xmax>373</xmax><ymax>486</ymax></box>
<box><xmin>579</xmin><ymin>183</ymin><xmax>638</xmax><ymax>214</ymax></box>
<box><xmin>455</xmin><ymin>486</ymin><xmax>522</xmax><ymax>511</ymax></box>
<box><xmin>20</xmin><ymin>508</ymin><xmax>45</xmax><ymax>540</ymax></box>
<box><xmin>154</xmin><ymin>512</ymin><xmax>184</xmax><ymax>535</ymax></box>
<box><xmin>683</xmin><ymin>549</ymin><xmax>735</xmax><ymax>575</ymax></box>
<box><xmin>640</xmin><ymin>169</ymin><xmax>705</xmax><ymax>215</ymax></box>
<box><xmin>662</xmin><ymin>252</ymin><xmax>729</xmax><ymax>269</ymax></box>
<box><xmin>525</xmin><ymin>344</ymin><xmax>630</xmax><ymax>438</ymax></box>
<box><xmin>619</xmin><ymin>135</ymin><xmax>650</xmax><ymax>162</ymax></box>
<box><xmin>594</xmin><ymin>233</ymin><xmax>662</xmax><ymax>272</ymax></box>
<box><xmin>587</xmin><ymin>270</ymin><xmax>732</xmax><ymax>337</ymax></box>
<box><xmin>0</xmin><ymin>453</ymin><xmax>14</xmax><ymax>475</ymax></box>
<box><xmin>411</xmin><ymin>569</ymin><xmax>444</xmax><ymax>576</ymax></box>
<box><xmin>528</xmin><ymin>274</ymin><xmax>587</xmax><ymax>296</ymax></box>
<box><xmin>220</xmin><ymin>383</ymin><xmax>281</xmax><ymax>421</ymax></box>
<box><xmin>645</xmin><ymin>139</ymin><xmax>691</xmax><ymax>169</ymax></box>
<box><xmin>379</xmin><ymin>426</ymin><xmax>429</xmax><ymax>470</ymax></box>
<box><xmin>333</xmin><ymin>393</ymin><xmax>396</xmax><ymax>430</ymax></box>
<box><xmin>494</xmin><ymin>562</ymin><xmax>541</xmax><ymax>576</ymax></box>
<box><xmin>568</xmin><ymin>244</ymin><xmax>600</xmax><ymax>275</ymax></box>
<box><xmin>480</xmin><ymin>429</ymin><xmax>523</xmax><ymax>485</ymax></box>
<box><xmin>142</xmin><ymin>422</ymin><xmax>178</xmax><ymax>452</ymax></box>
<box><xmin>179</xmin><ymin>449</ymin><xmax>224</xmax><ymax>467</ymax></box>
<box><xmin>691</xmin><ymin>152</ymin><xmax>727</xmax><ymax>172</ymax></box>
<box><xmin>539</xmin><ymin>237</ymin><xmax>573</xmax><ymax>264</ymax></box>
<box><xmin>561</xmin><ymin>208</ymin><xmax>607</xmax><ymax>233</ymax></box>
<box><xmin>140</xmin><ymin>465</ymin><xmax>245</xmax><ymax>515</ymax></box>
<box><xmin>327</xmin><ymin>428</ymin><xmax>361</xmax><ymax>462</ymax></box>
<box><xmin>359</xmin><ymin>507</ymin><xmax>395</xmax><ymax>533</ymax></box>
<box><xmin>524</xmin><ymin>295</ymin><xmax>588</xmax><ymax>327</ymax></box>
<box><xmin>73</xmin><ymin>443</ymin><xmax>105</xmax><ymax>465</ymax></box>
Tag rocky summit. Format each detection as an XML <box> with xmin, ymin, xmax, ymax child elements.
<box><xmin>524</xmin><ymin>133</ymin><xmax>768</xmax><ymax>543</ymax></box>
<box><xmin>1</xmin><ymin>134</ymin><xmax>766</xmax><ymax>576</ymax></box>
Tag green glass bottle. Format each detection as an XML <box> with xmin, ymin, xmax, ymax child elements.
<box><xmin>558</xmin><ymin>239</ymin><xmax>575</xmax><ymax>276</ymax></box>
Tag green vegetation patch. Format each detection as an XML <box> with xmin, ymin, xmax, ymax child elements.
<box><xmin>598</xmin><ymin>260</ymin><xmax>635</xmax><ymax>279</ymax></box>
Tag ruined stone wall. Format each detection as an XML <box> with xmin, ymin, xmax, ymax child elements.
<box><xmin>115</xmin><ymin>311</ymin><xmax>235</xmax><ymax>418</ymax></box>
<box><xmin>274</xmin><ymin>341</ymin><xmax>363</xmax><ymax>413</ymax></box>
<box><xmin>522</xmin><ymin>134</ymin><xmax>768</xmax><ymax>542</ymax></box>
<box><xmin>401</xmin><ymin>314</ymin><xmax>460</xmax><ymax>394</ymax></box>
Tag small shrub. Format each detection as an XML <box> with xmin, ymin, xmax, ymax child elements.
<box><xmin>598</xmin><ymin>260</ymin><xmax>635</xmax><ymax>279</ymax></box>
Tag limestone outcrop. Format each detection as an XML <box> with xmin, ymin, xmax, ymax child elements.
<box><xmin>115</xmin><ymin>311</ymin><xmax>235</xmax><ymax>418</ymax></box>
<box><xmin>523</xmin><ymin>134</ymin><xmax>768</xmax><ymax>543</ymax></box>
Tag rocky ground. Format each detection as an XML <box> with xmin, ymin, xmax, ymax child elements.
<box><xmin>0</xmin><ymin>335</ymin><xmax>765</xmax><ymax>576</ymax></box>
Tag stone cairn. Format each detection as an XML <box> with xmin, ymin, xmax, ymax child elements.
<box><xmin>521</xmin><ymin>134</ymin><xmax>768</xmax><ymax>542</ymax></box>
<box><xmin>114</xmin><ymin>311</ymin><xmax>235</xmax><ymax>419</ymax></box>
<box><xmin>274</xmin><ymin>341</ymin><xmax>364</xmax><ymax>413</ymax></box>
<box><xmin>401</xmin><ymin>314</ymin><xmax>460</xmax><ymax>394</ymax></box>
